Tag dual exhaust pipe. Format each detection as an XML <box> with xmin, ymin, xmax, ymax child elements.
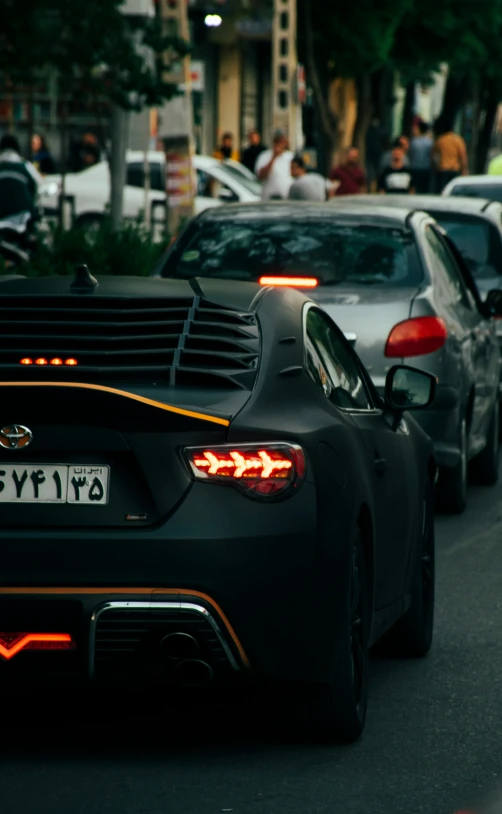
<box><xmin>161</xmin><ymin>632</ymin><xmax>213</xmax><ymax>687</ymax></box>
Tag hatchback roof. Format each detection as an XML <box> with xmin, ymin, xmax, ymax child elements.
<box><xmin>331</xmin><ymin>193</ymin><xmax>499</xmax><ymax>216</ymax></box>
<box><xmin>197</xmin><ymin>201</ymin><xmax>415</xmax><ymax>227</ymax></box>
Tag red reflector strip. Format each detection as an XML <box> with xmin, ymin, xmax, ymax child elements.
<box><xmin>259</xmin><ymin>276</ymin><xmax>318</xmax><ymax>288</ymax></box>
<box><xmin>0</xmin><ymin>633</ymin><xmax>74</xmax><ymax>661</ymax></box>
<box><xmin>193</xmin><ymin>450</ymin><xmax>293</xmax><ymax>479</ymax></box>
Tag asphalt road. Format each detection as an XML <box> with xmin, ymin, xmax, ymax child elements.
<box><xmin>3</xmin><ymin>479</ymin><xmax>502</xmax><ymax>814</ymax></box>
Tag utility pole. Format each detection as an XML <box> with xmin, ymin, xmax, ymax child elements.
<box><xmin>158</xmin><ymin>0</ymin><xmax>195</xmax><ymax>236</ymax></box>
<box><xmin>271</xmin><ymin>0</ymin><xmax>302</xmax><ymax>151</ymax></box>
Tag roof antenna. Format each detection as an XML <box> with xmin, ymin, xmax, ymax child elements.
<box><xmin>70</xmin><ymin>264</ymin><xmax>98</xmax><ymax>291</ymax></box>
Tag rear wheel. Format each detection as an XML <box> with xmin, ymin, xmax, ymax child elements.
<box><xmin>469</xmin><ymin>398</ymin><xmax>499</xmax><ymax>486</ymax></box>
<box><xmin>381</xmin><ymin>479</ymin><xmax>435</xmax><ymax>657</ymax></box>
<box><xmin>435</xmin><ymin>416</ymin><xmax>467</xmax><ymax>514</ymax></box>
<box><xmin>297</xmin><ymin>530</ymin><xmax>369</xmax><ymax>743</ymax></box>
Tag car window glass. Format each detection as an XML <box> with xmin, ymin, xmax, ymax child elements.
<box><xmin>434</xmin><ymin>216</ymin><xmax>502</xmax><ymax>280</ymax></box>
<box><xmin>164</xmin><ymin>220</ymin><xmax>422</xmax><ymax>286</ymax></box>
<box><xmin>306</xmin><ymin>309</ymin><xmax>372</xmax><ymax>410</ymax></box>
<box><xmin>127</xmin><ymin>161</ymin><xmax>164</xmax><ymax>192</ymax></box>
<box><xmin>450</xmin><ymin>184</ymin><xmax>502</xmax><ymax>203</ymax></box>
<box><xmin>424</xmin><ymin>226</ymin><xmax>471</xmax><ymax>308</ymax></box>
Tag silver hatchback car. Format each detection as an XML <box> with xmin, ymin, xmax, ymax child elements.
<box><xmin>155</xmin><ymin>202</ymin><xmax>502</xmax><ymax>514</ymax></box>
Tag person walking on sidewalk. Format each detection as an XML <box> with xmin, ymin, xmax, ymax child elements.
<box><xmin>432</xmin><ymin>123</ymin><xmax>469</xmax><ymax>193</ymax></box>
<box><xmin>213</xmin><ymin>132</ymin><xmax>239</xmax><ymax>162</ymax></box>
<box><xmin>241</xmin><ymin>130</ymin><xmax>266</xmax><ymax>175</ymax></box>
<box><xmin>329</xmin><ymin>147</ymin><xmax>366</xmax><ymax>196</ymax></box>
<box><xmin>378</xmin><ymin>144</ymin><xmax>414</xmax><ymax>194</ymax></box>
<box><xmin>409</xmin><ymin>120</ymin><xmax>433</xmax><ymax>193</ymax></box>
<box><xmin>288</xmin><ymin>154</ymin><xmax>330</xmax><ymax>201</ymax></box>
<box><xmin>255</xmin><ymin>130</ymin><xmax>294</xmax><ymax>200</ymax></box>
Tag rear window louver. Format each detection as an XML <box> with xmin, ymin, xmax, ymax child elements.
<box><xmin>0</xmin><ymin>295</ymin><xmax>260</xmax><ymax>389</ymax></box>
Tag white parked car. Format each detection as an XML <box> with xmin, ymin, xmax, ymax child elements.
<box><xmin>442</xmin><ymin>174</ymin><xmax>502</xmax><ymax>203</ymax></box>
<box><xmin>40</xmin><ymin>151</ymin><xmax>261</xmax><ymax>229</ymax></box>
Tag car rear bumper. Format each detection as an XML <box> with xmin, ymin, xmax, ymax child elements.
<box><xmin>0</xmin><ymin>482</ymin><xmax>354</xmax><ymax>688</ymax></box>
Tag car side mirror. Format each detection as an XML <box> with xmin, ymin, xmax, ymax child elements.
<box><xmin>384</xmin><ymin>365</ymin><xmax>436</xmax><ymax>413</ymax></box>
<box><xmin>485</xmin><ymin>288</ymin><xmax>502</xmax><ymax>317</ymax></box>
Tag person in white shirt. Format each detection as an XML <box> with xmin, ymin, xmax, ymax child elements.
<box><xmin>254</xmin><ymin>130</ymin><xmax>294</xmax><ymax>200</ymax></box>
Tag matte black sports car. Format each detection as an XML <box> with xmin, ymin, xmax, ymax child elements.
<box><xmin>0</xmin><ymin>270</ymin><xmax>436</xmax><ymax>742</ymax></box>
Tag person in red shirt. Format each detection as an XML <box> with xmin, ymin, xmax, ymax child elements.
<box><xmin>329</xmin><ymin>146</ymin><xmax>367</xmax><ymax>196</ymax></box>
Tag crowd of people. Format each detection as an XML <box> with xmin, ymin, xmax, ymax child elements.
<box><xmin>213</xmin><ymin>116</ymin><xmax>471</xmax><ymax>202</ymax></box>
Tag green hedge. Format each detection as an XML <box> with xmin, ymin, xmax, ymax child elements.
<box><xmin>1</xmin><ymin>217</ymin><xmax>171</xmax><ymax>277</ymax></box>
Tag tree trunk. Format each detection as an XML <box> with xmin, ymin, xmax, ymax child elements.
<box><xmin>302</xmin><ymin>0</ymin><xmax>338</xmax><ymax>174</ymax></box>
<box><xmin>476</xmin><ymin>88</ymin><xmax>499</xmax><ymax>173</ymax></box>
<box><xmin>109</xmin><ymin>105</ymin><xmax>129</xmax><ymax>230</ymax></box>
<box><xmin>401</xmin><ymin>81</ymin><xmax>415</xmax><ymax>137</ymax></box>
<box><xmin>436</xmin><ymin>74</ymin><xmax>468</xmax><ymax>132</ymax></box>
<box><xmin>352</xmin><ymin>74</ymin><xmax>373</xmax><ymax>162</ymax></box>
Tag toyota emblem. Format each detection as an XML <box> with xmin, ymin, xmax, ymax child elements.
<box><xmin>0</xmin><ymin>425</ymin><xmax>33</xmax><ymax>450</ymax></box>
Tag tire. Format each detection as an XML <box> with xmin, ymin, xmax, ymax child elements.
<box><xmin>469</xmin><ymin>398</ymin><xmax>499</xmax><ymax>486</ymax></box>
<box><xmin>298</xmin><ymin>530</ymin><xmax>370</xmax><ymax>743</ymax></box>
<box><xmin>435</xmin><ymin>416</ymin><xmax>467</xmax><ymax>515</ymax></box>
<box><xmin>381</xmin><ymin>479</ymin><xmax>435</xmax><ymax>658</ymax></box>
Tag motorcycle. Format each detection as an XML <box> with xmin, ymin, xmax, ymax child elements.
<box><xmin>0</xmin><ymin>211</ymin><xmax>36</xmax><ymax>268</ymax></box>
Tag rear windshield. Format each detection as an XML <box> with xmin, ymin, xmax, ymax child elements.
<box><xmin>163</xmin><ymin>221</ymin><xmax>423</xmax><ymax>287</ymax></box>
<box><xmin>450</xmin><ymin>184</ymin><xmax>502</xmax><ymax>203</ymax></box>
<box><xmin>434</xmin><ymin>215</ymin><xmax>502</xmax><ymax>278</ymax></box>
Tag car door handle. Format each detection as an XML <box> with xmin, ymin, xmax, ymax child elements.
<box><xmin>374</xmin><ymin>457</ymin><xmax>387</xmax><ymax>475</ymax></box>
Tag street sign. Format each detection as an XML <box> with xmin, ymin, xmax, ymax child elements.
<box><xmin>296</xmin><ymin>64</ymin><xmax>306</xmax><ymax>105</ymax></box>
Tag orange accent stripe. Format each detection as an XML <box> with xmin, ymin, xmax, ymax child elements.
<box><xmin>0</xmin><ymin>633</ymin><xmax>72</xmax><ymax>661</ymax></box>
<box><xmin>0</xmin><ymin>382</ymin><xmax>230</xmax><ymax>427</ymax></box>
<box><xmin>0</xmin><ymin>587</ymin><xmax>249</xmax><ymax>667</ymax></box>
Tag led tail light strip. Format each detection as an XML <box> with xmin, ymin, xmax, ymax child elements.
<box><xmin>0</xmin><ymin>632</ymin><xmax>74</xmax><ymax>661</ymax></box>
<box><xmin>259</xmin><ymin>276</ymin><xmax>319</xmax><ymax>288</ymax></box>
<box><xmin>20</xmin><ymin>358</ymin><xmax>78</xmax><ymax>366</ymax></box>
<box><xmin>185</xmin><ymin>443</ymin><xmax>305</xmax><ymax>499</ymax></box>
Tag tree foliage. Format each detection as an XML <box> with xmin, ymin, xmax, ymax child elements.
<box><xmin>0</xmin><ymin>0</ymin><xmax>189</xmax><ymax>110</ymax></box>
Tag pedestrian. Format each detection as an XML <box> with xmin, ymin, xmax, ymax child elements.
<box><xmin>0</xmin><ymin>133</ymin><xmax>42</xmax><ymax>219</ymax></box>
<box><xmin>70</xmin><ymin>132</ymin><xmax>102</xmax><ymax>172</ymax></box>
<box><xmin>213</xmin><ymin>132</ymin><xmax>239</xmax><ymax>162</ymax></box>
<box><xmin>432</xmin><ymin>122</ymin><xmax>468</xmax><ymax>193</ymax></box>
<box><xmin>380</xmin><ymin>136</ymin><xmax>410</xmax><ymax>172</ymax></box>
<box><xmin>241</xmin><ymin>130</ymin><xmax>266</xmax><ymax>174</ymax></box>
<box><xmin>409</xmin><ymin>120</ymin><xmax>433</xmax><ymax>193</ymax></box>
<box><xmin>288</xmin><ymin>154</ymin><xmax>329</xmax><ymax>201</ymax></box>
<box><xmin>329</xmin><ymin>146</ymin><xmax>366</xmax><ymax>196</ymax></box>
<box><xmin>378</xmin><ymin>144</ymin><xmax>414</xmax><ymax>194</ymax></box>
<box><xmin>30</xmin><ymin>132</ymin><xmax>56</xmax><ymax>175</ymax></box>
<box><xmin>255</xmin><ymin>130</ymin><xmax>294</xmax><ymax>200</ymax></box>
<box><xmin>365</xmin><ymin>117</ymin><xmax>386</xmax><ymax>192</ymax></box>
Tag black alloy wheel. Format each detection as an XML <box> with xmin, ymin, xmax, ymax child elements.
<box><xmin>297</xmin><ymin>529</ymin><xmax>370</xmax><ymax>743</ymax></box>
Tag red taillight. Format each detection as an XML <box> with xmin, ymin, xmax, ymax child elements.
<box><xmin>0</xmin><ymin>633</ymin><xmax>74</xmax><ymax>661</ymax></box>
<box><xmin>259</xmin><ymin>276</ymin><xmax>319</xmax><ymax>288</ymax></box>
<box><xmin>65</xmin><ymin>358</ymin><xmax>78</xmax><ymax>366</ymax></box>
<box><xmin>385</xmin><ymin>316</ymin><xmax>447</xmax><ymax>358</ymax></box>
<box><xmin>35</xmin><ymin>357</ymin><xmax>48</xmax><ymax>365</ymax></box>
<box><xmin>185</xmin><ymin>443</ymin><xmax>305</xmax><ymax>499</ymax></box>
<box><xmin>20</xmin><ymin>358</ymin><xmax>33</xmax><ymax>365</ymax></box>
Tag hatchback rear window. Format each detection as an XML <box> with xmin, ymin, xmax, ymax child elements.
<box><xmin>163</xmin><ymin>221</ymin><xmax>423</xmax><ymax>287</ymax></box>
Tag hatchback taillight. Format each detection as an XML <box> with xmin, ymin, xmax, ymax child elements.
<box><xmin>184</xmin><ymin>443</ymin><xmax>305</xmax><ymax>499</ymax></box>
<box><xmin>385</xmin><ymin>316</ymin><xmax>447</xmax><ymax>358</ymax></box>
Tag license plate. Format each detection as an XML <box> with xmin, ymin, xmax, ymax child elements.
<box><xmin>0</xmin><ymin>465</ymin><xmax>110</xmax><ymax>505</ymax></box>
